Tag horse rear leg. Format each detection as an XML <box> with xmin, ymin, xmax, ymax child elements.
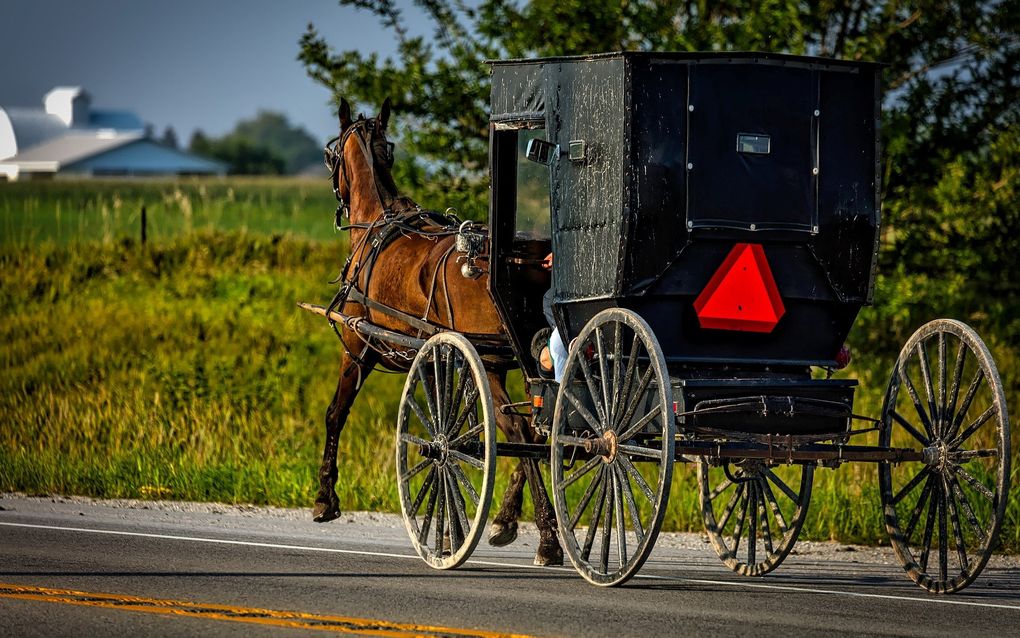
<box><xmin>314</xmin><ymin>342</ymin><xmax>375</xmax><ymax>522</ymax></box>
<box><xmin>486</xmin><ymin>372</ymin><xmax>563</xmax><ymax>566</ymax></box>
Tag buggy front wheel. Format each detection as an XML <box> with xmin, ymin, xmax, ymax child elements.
<box><xmin>396</xmin><ymin>332</ymin><xmax>496</xmax><ymax>570</ymax></box>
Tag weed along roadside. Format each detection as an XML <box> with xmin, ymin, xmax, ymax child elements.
<box><xmin>0</xmin><ymin>178</ymin><xmax>1017</xmax><ymax>551</ymax></box>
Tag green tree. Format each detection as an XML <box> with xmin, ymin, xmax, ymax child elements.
<box><xmin>232</xmin><ymin>111</ymin><xmax>323</xmax><ymax>174</ymax></box>
<box><xmin>188</xmin><ymin>129</ymin><xmax>286</xmax><ymax>176</ymax></box>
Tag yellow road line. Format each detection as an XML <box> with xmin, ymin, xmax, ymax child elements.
<box><xmin>0</xmin><ymin>583</ymin><xmax>531</xmax><ymax>637</ymax></box>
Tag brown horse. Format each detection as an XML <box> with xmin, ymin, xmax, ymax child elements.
<box><xmin>312</xmin><ymin>97</ymin><xmax>562</xmax><ymax>566</ymax></box>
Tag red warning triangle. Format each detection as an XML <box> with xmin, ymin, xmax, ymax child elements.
<box><xmin>694</xmin><ymin>243</ymin><xmax>785</xmax><ymax>333</ymax></box>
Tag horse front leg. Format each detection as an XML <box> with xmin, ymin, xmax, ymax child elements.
<box><xmin>313</xmin><ymin>338</ymin><xmax>375</xmax><ymax>522</ymax></box>
<box><xmin>486</xmin><ymin>372</ymin><xmax>563</xmax><ymax>566</ymax></box>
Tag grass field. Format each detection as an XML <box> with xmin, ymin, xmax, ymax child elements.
<box><xmin>0</xmin><ymin>178</ymin><xmax>1016</xmax><ymax>551</ymax></box>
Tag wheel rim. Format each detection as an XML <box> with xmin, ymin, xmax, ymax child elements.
<box><xmin>698</xmin><ymin>459</ymin><xmax>812</xmax><ymax>576</ymax></box>
<box><xmin>551</xmin><ymin>308</ymin><xmax>675</xmax><ymax>586</ymax></box>
<box><xmin>879</xmin><ymin>319</ymin><xmax>1011</xmax><ymax>593</ymax></box>
<box><xmin>396</xmin><ymin>333</ymin><xmax>495</xmax><ymax>569</ymax></box>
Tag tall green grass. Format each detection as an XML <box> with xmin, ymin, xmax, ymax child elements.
<box><xmin>0</xmin><ymin>179</ymin><xmax>1015</xmax><ymax>551</ymax></box>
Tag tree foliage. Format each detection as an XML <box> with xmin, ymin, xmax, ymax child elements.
<box><xmin>300</xmin><ymin>0</ymin><xmax>1020</xmax><ymax>341</ymax></box>
<box><xmin>188</xmin><ymin>111</ymin><xmax>321</xmax><ymax>175</ymax></box>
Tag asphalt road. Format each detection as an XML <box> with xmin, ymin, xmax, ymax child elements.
<box><xmin>1</xmin><ymin>495</ymin><xmax>1018</xmax><ymax>637</ymax></box>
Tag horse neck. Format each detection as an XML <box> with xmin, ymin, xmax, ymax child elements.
<box><xmin>344</xmin><ymin>139</ymin><xmax>397</xmax><ymax>245</ymax></box>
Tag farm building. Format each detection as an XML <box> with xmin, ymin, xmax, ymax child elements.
<box><xmin>0</xmin><ymin>87</ymin><xmax>225</xmax><ymax>181</ymax></box>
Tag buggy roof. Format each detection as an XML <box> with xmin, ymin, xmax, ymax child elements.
<box><xmin>486</xmin><ymin>50</ymin><xmax>884</xmax><ymax>70</ymax></box>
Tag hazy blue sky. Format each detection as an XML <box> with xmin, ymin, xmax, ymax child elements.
<box><xmin>0</xmin><ymin>0</ymin><xmax>427</xmax><ymax>144</ymax></box>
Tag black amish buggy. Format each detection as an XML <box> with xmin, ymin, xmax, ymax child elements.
<box><xmin>316</xmin><ymin>52</ymin><xmax>1012</xmax><ymax>593</ymax></box>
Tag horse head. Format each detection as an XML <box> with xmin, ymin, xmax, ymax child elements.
<box><xmin>325</xmin><ymin>97</ymin><xmax>398</xmax><ymax>226</ymax></box>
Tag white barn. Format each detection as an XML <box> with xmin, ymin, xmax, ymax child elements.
<box><xmin>0</xmin><ymin>87</ymin><xmax>225</xmax><ymax>181</ymax></box>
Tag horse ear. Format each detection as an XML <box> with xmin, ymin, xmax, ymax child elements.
<box><xmin>338</xmin><ymin>98</ymin><xmax>352</xmax><ymax>132</ymax></box>
<box><xmin>378</xmin><ymin>97</ymin><xmax>391</xmax><ymax>131</ymax></box>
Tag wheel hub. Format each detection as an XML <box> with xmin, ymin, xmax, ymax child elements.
<box><xmin>584</xmin><ymin>430</ymin><xmax>619</xmax><ymax>464</ymax></box>
<box><xmin>921</xmin><ymin>439</ymin><xmax>951</xmax><ymax>471</ymax></box>
<box><xmin>419</xmin><ymin>434</ymin><xmax>450</xmax><ymax>466</ymax></box>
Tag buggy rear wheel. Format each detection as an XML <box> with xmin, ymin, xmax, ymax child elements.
<box><xmin>396</xmin><ymin>332</ymin><xmax>496</xmax><ymax>570</ymax></box>
<box><xmin>879</xmin><ymin>319</ymin><xmax>1011</xmax><ymax>593</ymax></box>
<box><xmin>551</xmin><ymin>308</ymin><xmax>675</xmax><ymax>586</ymax></box>
<box><xmin>698</xmin><ymin>460</ymin><xmax>813</xmax><ymax>576</ymax></box>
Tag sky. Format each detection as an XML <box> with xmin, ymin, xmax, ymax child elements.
<box><xmin>0</xmin><ymin>0</ymin><xmax>427</xmax><ymax>144</ymax></box>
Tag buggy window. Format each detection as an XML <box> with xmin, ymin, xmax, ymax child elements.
<box><xmin>515</xmin><ymin>129</ymin><xmax>551</xmax><ymax>239</ymax></box>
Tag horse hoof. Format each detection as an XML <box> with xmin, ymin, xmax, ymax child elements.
<box><xmin>312</xmin><ymin>501</ymin><xmax>341</xmax><ymax>523</ymax></box>
<box><xmin>533</xmin><ymin>544</ymin><xmax>563</xmax><ymax>567</ymax></box>
<box><xmin>488</xmin><ymin>521</ymin><xmax>518</xmax><ymax>547</ymax></box>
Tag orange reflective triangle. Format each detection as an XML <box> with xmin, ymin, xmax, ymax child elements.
<box><xmin>693</xmin><ymin>243</ymin><xmax>785</xmax><ymax>333</ymax></box>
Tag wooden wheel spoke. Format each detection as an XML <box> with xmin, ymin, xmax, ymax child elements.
<box><xmin>563</xmin><ymin>456</ymin><xmax>603</xmax><ymax>490</ymax></box>
<box><xmin>609</xmin><ymin>321</ymin><xmax>623</xmax><ymax>428</ymax></box>
<box><xmin>446</xmin><ymin>387</ymin><xmax>480</xmax><ymax>439</ymax></box>
<box><xmin>918</xmin><ymin>483</ymin><xmax>939</xmax><ymax>572</ymax></box>
<box><xmin>618</xmin><ymin>456</ymin><xmax>655</xmax><ymax>503</ymax></box>
<box><xmin>937</xmin><ymin>331</ymin><xmax>947</xmax><ymax>436</ymax></box>
<box><xmin>953</xmin><ymin>465</ymin><xmax>995</xmax><ymax>502</ymax></box>
<box><xmin>612</xmin><ymin>468</ymin><xmax>628</xmax><ymax>567</ymax></box>
<box><xmin>448</xmin><ymin>449</ymin><xmax>484</xmax><ymax>470</ymax></box>
<box><xmin>916</xmin><ymin>341</ymin><xmax>939</xmax><ymax>438</ymax></box>
<box><xmin>709</xmin><ymin>477</ymin><xmax>735</xmax><ymax>502</ymax></box>
<box><xmin>600</xmin><ymin>475</ymin><xmax>614</xmax><ymax>573</ymax></box>
<box><xmin>616</xmin><ymin>465</ymin><xmax>645</xmax><ymax>543</ymax></box>
<box><xmin>890</xmin><ymin>409</ymin><xmax>930</xmax><ymax>446</ymax></box>
<box><xmin>950</xmin><ymin>475</ymin><xmax>988</xmax><ymax>542</ymax></box>
<box><xmin>617</xmin><ymin>442</ymin><xmax>662</xmax><ymax>460</ymax></box>
<box><xmin>446</xmin><ymin>471</ymin><xmax>470</xmax><ymax>552</ymax></box>
<box><xmin>746</xmin><ymin>481</ymin><xmax>757</xmax><ymax>566</ymax></box>
<box><xmin>616</xmin><ymin>366</ymin><xmax>654</xmax><ymax>435</ymax></box>
<box><xmin>595</xmin><ymin>326</ymin><xmax>612</xmax><ymax>430</ymax></box>
<box><xmin>434</xmin><ymin>469</ymin><xmax>447</xmax><ymax>555</ymax></box>
<box><xmin>411</xmin><ymin>468</ymin><xmax>436</xmax><ymax>518</ymax></box>
<box><xmin>757</xmin><ymin>482</ymin><xmax>774</xmax><ymax>555</ymax></box>
<box><xmin>581</xmin><ymin>478</ymin><xmax>608</xmax><ymax>562</ymax></box>
<box><xmin>731</xmin><ymin>485</ymin><xmax>750</xmax><ymax>555</ymax></box>
<box><xmin>447</xmin><ymin>462</ymin><xmax>479</xmax><ymax>506</ymax></box>
<box><xmin>905</xmin><ymin>476</ymin><xmax>935</xmax><ymax>540</ymax></box>
<box><xmin>614</xmin><ymin>334</ymin><xmax>642</xmax><ymax>428</ymax></box>
<box><xmin>449</xmin><ymin>422</ymin><xmax>484</xmax><ymax>448</ymax></box>
<box><xmin>402</xmin><ymin>458</ymin><xmax>432</xmax><ymax>482</ymax></box>
<box><xmin>892</xmin><ymin>467</ymin><xmax>931</xmax><ymax>505</ymax></box>
<box><xmin>763</xmin><ymin>467</ymin><xmax>799</xmax><ymax>503</ymax></box>
<box><xmin>718</xmin><ymin>484</ymin><xmax>745</xmax><ymax>531</ymax></box>
<box><xmin>400</xmin><ymin>432</ymin><xmax>430</xmax><ymax>448</ymax></box>
<box><xmin>948</xmin><ymin>370</ymin><xmax>985</xmax><ymax>440</ymax></box>
<box><xmin>440</xmin><ymin>347</ymin><xmax>456</xmax><ymax>431</ymax></box>
<box><xmin>949</xmin><ymin>405</ymin><xmax>997</xmax><ymax>449</ymax></box>
<box><xmin>418</xmin><ymin>476</ymin><xmax>440</xmax><ymax>546</ymax></box>
<box><xmin>952</xmin><ymin>448</ymin><xmax>999</xmax><ymax>461</ymax></box>
<box><xmin>568</xmin><ymin>466</ymin><xmax>606</xmax><ymax>531</ymax></box>
<box><xmin>415</xmin><ymin>364</ymin><xmax>439</xmax><ymax>436</ymax></box>
<box><xmin>563</xmin><ymin>387</ymin><xmax>605</xmax><ymax>434</ymax></box>
<box><xmin>445</xmin><ymin>369</ymin><xmax>472</xmax><ymax>435</ymax></box>
<box><xmin>433</xmin><ymin>351</ymin><xmax>446</xmax><ymax>432</ymax></box>
<box><xmin>943</xmin><ymin>476</ymin><xmax>969</xmax><ymax>575</ymax></box>
<box><xmin>618</xmin><ymin>405</ymin><xmax>662</xmax><ymax>442</ymax></box>
<box><xmin>759</xmin><ymin>477</ymin><xmax>789</xmax><ymax>534</ymax></box>
<box><xmin>946</xmin><ymin>341</ymin><xmax>967</xmax><ymax>425</ymax></box>
<box><xmin>938</xmin><ymin>481</ymin><xmax>949</xmax><ymax>583</ymax></box>
<box><xmin>899</xmin><ymin>360</ymin><xmax>936</xmax><ymax>437</ymax></box>
<box><xmin>577</xmin><ymin>343</ymin><xmax>608</xmax><ymax>428</ymax></box>
<box><xmin>407</xmin><ymin>395</ymin><xmax>437</xmax><ymax>439</ymax></box>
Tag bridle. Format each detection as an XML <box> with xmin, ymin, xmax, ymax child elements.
<box><xmin>323</xmin><ymin>116</ymin><xmax>395</xmax><ymax>226</ymax></box>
